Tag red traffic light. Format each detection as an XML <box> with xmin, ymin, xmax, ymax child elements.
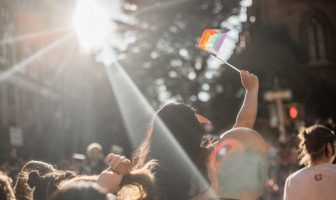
<box><xmin>289</xmin><ymin>105</ymin><xmax>299</xmax><ymax>119</ymax></box>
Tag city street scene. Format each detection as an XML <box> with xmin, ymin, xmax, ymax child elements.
<box><xmin>0</xmin><ymin>0</ymin><xmax>336</xmax><ymax>200</ymax></box>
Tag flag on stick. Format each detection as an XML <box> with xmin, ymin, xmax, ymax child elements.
<box><xmin>198</xmin><ymin>28</ymin><xmax>240</xmax><ymax>72</ymax></box>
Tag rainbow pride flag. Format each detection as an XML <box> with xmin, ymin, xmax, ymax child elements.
<box><xmin>198</xmin><ymin>28</ymin><xmax>229</xmax><ymax>54</ymax></box>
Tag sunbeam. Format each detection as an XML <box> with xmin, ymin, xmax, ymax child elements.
<box><xmin>51</xmin><ymin>40</ymin><xmax>77</xmax><ymax>81</ymax></box>
<box><xmin>0</xmin><ymin>27</ymin><xmax>71</xmax><ymax>45</ymax></box>
<box><xmin>2</xmin><ymin>34</ymin><xmax>77</xmax><ymax>100</ymax></box>
<box><xmin>8</xmin><ymin>75</ymin><xmax>59</xmax><ymax>100</ymax></box>
<box><xmin>104</xmin><ymin>61</ymin><xmax>153</xmax><ymax>147</ymax></box>
<box><xmin>0</xmin><ymin>33</ymin><xmax>74</xmax><ymax>83</ymax></box>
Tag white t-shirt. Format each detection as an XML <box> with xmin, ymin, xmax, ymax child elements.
<box><xmin>284</xmin><ymin>163</ymin><xmax>336</xmax><ymax>200</ymax></box>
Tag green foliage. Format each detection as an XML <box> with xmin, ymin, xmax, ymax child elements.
<box><xmin>120</xmin><ymin>0</ymin><xmax>240</xmax><ymax>109</ymax></box>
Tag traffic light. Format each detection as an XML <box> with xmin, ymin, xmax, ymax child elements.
<box><xmin>288</xmin><ymin>105</ymin><xmax>299</xmax><ymax>119</ymax></box>
<box><xmin>285</xmin><ymin>103</ymin><xmax>304</xmax><ymax>121</ymax></box>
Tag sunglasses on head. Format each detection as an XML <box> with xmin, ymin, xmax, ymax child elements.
<box><xmin>195</xmin><ymin>113</ymin><xmax>212</xmax><ymax>125</ymax></box>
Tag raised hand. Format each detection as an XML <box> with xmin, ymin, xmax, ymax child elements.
<box><xmin>240</xmin><ymin>70</ymin><xmax>259</xmax><ymax>91</ymax></box>
<box><xmin>105</xmin><ymin>153</ymin><xmax>131</xmax><ymax>175</ymax></box>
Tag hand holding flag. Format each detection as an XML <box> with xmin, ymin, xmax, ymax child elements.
<box><xmin>198</xmin><ymin>28</ymin><xmax>240</xmax><ymax>72</ymax></box>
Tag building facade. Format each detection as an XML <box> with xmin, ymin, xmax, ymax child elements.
<box><xmin>232</xmin><ymin>0</ymin><xmax>336</xmax><ymax>121</ymax></box>
<box><xmin>0</xmin><ymin>0</ymin><xmax>129</xmax><ymax>160</ymax></box>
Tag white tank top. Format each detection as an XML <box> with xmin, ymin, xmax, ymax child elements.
<box><xmin>284</xmin><ymin>163</ymin><xmax>336</xmax><ymax>200</ymax></box>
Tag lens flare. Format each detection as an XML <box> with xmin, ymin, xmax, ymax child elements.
<box><xmin>73</xmin><ymin>0</ymin><xmax>111</xmax><ymax>50</ymax></box>
<box><xmin>209</xmin><ymin>128</ymin><xmax>269</xmax><ymax>199</ymax></box>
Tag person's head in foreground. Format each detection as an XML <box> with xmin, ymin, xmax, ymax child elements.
<box><xmin>133</xmin><ymin>102</ymin><xmax>210</xmax><ymax>200</ymax></box>
<box><xmin>298</xmin><ymin>124</ymin><xmax>336</xmax><ymax>166</ymax></box>
<box><xmin>209</xmin><ymin>128</ymin><xmax>269</xmax><ymax>200</ymax></box>
<box><xmin>0</xmin><ymin>171</ymin><xmax>15</xmax><ymax>200</ymax></box>
<box><xmin>51</xmin><ymin>181</ymin><xmax>115</xmax><ymax>200</ymax></box>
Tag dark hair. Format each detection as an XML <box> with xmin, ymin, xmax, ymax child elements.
<box><xmin>0</xmin><ymin>171</ymin><xmax>15</xmax><ymax>200</ymax></box>
<box><xmin>133</xmin><ymin>102</ymin><xmax>210</xmax><ymax>200</ymax></box>
<box><xmin>27</xmin><ymin>170</ymin><xmax>76</xmax><ymax>200</ymax></box>
<box><xmin>14</xmin><ymin>160</ymin><xmax>56</xmax><ymax>200</ymax></box>
<box><xmin>298</xmin><ymin>125</ymin><xmax>336</xmax><ymax>166</ymax></box>
<box><xmin>51</xmin><ymin>181</ymin><xmax>114</xmax><ymax>200</ymax></box>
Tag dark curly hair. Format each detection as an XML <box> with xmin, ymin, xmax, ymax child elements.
<box><xmin>27</xmin><ymin>170</ymin><xmax>77</xmax><ymax>200</ymax></box>
<box><xmin>298</xmin><ymin>125</ymin><xmax>335</xmax><ymax>166</ymax></box>
<box><xmin>14</xmin><ymin>160</ymin><xmax>55</xmax><ymax>200</ymax></box>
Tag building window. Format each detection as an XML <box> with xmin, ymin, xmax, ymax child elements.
<box><xmin>303</xmin><ymin>11</ymin><xmax>333</xmax><ymax>66</ymax></box>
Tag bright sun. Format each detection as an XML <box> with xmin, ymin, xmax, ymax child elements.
<box><xmin>73</xmin><ymin>0</ymin><xmax>111</xmax><ymax>50</ymax></box>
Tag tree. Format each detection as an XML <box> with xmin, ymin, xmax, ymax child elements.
<box><xmin>116</xmin><ymin>0</ymin><xmax>246</xmax><ymax>131</ymax></box>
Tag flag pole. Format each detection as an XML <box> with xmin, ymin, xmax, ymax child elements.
<box><xmin>209</xmin><ymin>52</ymin><xmax>241</xmax><ymax>73</ymax></box>
<box><xmin>198</xmin><ymin>47</ymin><xmax>241</xmax><ymax>73</ymax></box>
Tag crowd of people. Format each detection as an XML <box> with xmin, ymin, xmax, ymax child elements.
<box><xmin>1</xmin><ymin>70</ymin><xmax>335</xmax><ymax>200</ymax></box>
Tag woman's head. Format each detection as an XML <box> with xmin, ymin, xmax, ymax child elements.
<box><xmin>155</xmin><ymin>103</ymin><xmax>206</xmax><ymax>155</ymax></box>
<box><xmin>134</xmin><ymin>102</ymin><xmax>210</xmax><ymax>200</ymax></box>
<box><xmin>298</xmin><ymin>125</ymin><xmax>336</xmax><ymax>166</ymax></box>
<box><xmin>14</xmin><ymin>160</ymin><xmax>56</xmax><ymax>200</ymax></box>
<box><xmin>18</xmin><ymin>160</ymin><xmax>55</xmax><ymax>174</ymax></box>
<box><xmin>27</xmin><ymin>170</ymin><xmax>77</xmax><ymax>200</ymax></box>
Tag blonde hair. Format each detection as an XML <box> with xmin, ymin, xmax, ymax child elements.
<box><xmin>0</xmin><ymin>171</ymin><xmax>15</xmax><ymax>200</ymax></box>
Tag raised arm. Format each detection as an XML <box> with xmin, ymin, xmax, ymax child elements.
<box><xmin>97</xmin><ymin>153</ymin><xmax>131</xmax><ymax>193</ymax></box>
<box><xmin>232</xmin><ymin>70</ymin><xmax>259</xmax><ymax>129</ymax></box>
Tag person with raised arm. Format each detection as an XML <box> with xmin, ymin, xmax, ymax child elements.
<box><xmin>98</xmin><ymin>70</ymin><xmax>261</xmax><ymax>200</ymax></box>
<box><xmin>139</xmin><ymin>70</ymin><xmax>260</xmax><ymax>200</ymax></box>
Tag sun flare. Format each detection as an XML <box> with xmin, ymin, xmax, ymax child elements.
<box><xmin>73</xmin><ymin>0</ymin><xmax>111</xmax><ymax>50</ymax></box>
